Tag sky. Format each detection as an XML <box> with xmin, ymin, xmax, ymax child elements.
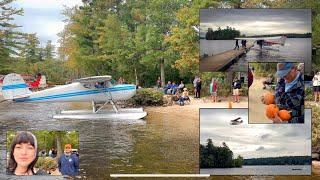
<box><xmin>11</xmin><ymin>0</ymin><xmax>83</xmax><ymax>48</ymax></box>
<box><xmin>200</xmin><ymin>109</ymin><xmax>311</xmax><ymax>159</ymax></box>
<box><xmin>200</xmin><ymin>9</ymin><xmax>311</xmax><ymax>36</ymax></box>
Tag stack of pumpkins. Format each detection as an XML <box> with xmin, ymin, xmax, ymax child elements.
<box><xmin>264</xmin><ymin>92</ymin><xmax>291</xmax><ymax>121</ymax></box>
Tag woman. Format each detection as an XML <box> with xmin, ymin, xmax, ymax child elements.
<box><xmin>7</xmin><ymin>131</ymin><xmax>46</xmax><ymax>175</ymax></box>
<box><xmin>209</xmin><ymin>78</ymin><xmax>218</xmax><ymax>102</ymax></box>
<box><xmin>179</xmin><ymin>88</ymin><xmax>190</xmax><ymax>106</ymax></box>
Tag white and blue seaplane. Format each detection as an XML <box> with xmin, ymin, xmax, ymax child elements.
<box><xmin>235</xmin><ymin>35</ymin><xmax>287</xmax><ymax>50</ymax></box>
<box><xmin>1</xmin><ymin>73</ymin><xmax>147</xmax><ymax>120</ymax></box>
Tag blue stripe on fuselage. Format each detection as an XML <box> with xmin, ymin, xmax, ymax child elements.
<box><xmin>14</xmin><ymin>85</ymin><xmax>135</xmax><ymax>102</ymax></box>
<box><xmin>2</xmin><ymin>83</ymin><xmax>28</xmax><ymax>90</ymax></box>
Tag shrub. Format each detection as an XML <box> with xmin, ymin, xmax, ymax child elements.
<box><xmin>35</xmin><ymin>157</ymin><xmax>57</xmax><ymax>171</ymax></box>
<box><xmin>131</xmin><ymin>88</ymin><xmax>164</xmax><ymax>106</ymax></box>
<box><xmin>305</xmin><ymin>87</ymin><xmax>313</xmax><ymax>101</ymax></box>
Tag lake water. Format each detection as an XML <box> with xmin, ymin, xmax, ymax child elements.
<box><xmin>201</xmin><ymin>165</ymin><xmax>311</xmax><ymax>175</ymax></box>
<box><xmin>0</xmin><ymin>101</ymin><xmax>199</xmax><ymax>179</ymax></box>
<box><xmin>200</xmin><ymin>38</ymin><xmax>312</xmax><ymax>73</ymax></box>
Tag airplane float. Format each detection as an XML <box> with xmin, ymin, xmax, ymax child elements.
<box><xmin>1</xmin><ymin>73</ymin><xmax>147</xmax><ymax>120</ymax></box>
<box><xmin>235</xmin><ymin>35</ymin><xmax>287</xmax><ymax>50</ymax></box>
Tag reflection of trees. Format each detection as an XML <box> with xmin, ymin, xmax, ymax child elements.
<box><xmin>200</xmin><ymin>138</ymin><xmax>244</xmax><ymax>168</ymax></box>
<box><xmin>205</xmin><ymin>26</ymin><xmax>241</xmax><ymax>40</ymax></box>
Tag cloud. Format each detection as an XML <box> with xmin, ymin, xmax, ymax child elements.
<box><xmin>200</xmin><ymin>9</ymin><xmax>311</xmax><ymax>36</ymax></box>
<box><xmin>200</xmin><ymin>109</ymin><xmax>311</xmax><ymax>158</ymax></box>
<box><xmin>11</xmin><ymin>0</ymin><xmax>83</xmax><ymax>48</ymax></box>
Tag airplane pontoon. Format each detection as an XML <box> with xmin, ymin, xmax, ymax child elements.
<box><xmin>1</xmin><ymin>73</ymin><xmax>147</xmax><ymax>120</ymax></box>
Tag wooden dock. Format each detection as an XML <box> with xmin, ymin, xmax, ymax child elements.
<box><xmin>200</xmin><ymin>43</ymin><xmax>254</xmax><ymax>72</ymax></box>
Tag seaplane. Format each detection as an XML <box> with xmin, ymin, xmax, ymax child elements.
<box><xmin>230</xmin><ymin>117</ymin><xmax>243</xmax><ymax>125</ymax></box>
<box><xmin>235</xmin><ymin>35</ymin><xmax>287</xmax><ymax>50</ymax></box>
<box><xmin>0</xmin><ymin>73</ymin><xmax>147</xmax><ymax>120</ymax></box>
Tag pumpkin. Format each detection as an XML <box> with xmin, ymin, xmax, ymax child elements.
<box><xmin>263</xmin><ymin>92</ymin><xmax>275</xmax><ymax>105</ymax></box>
<box><xmin>265</xmin><ymin>104</ymin><xmax>279</xmax><ymax>119</ymax></box>
<box><xmin>278</xmin><ymin>110</ymin><xmax>291</xmax><ymax>121</ymax></box>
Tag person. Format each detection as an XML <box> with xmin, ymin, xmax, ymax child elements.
<box><xmin>234</xmin><ymin>39</ymin><xmax>239</xmax><ymax>50</ymax></box>
<box><xmin>164</xmin><ymin>81</ymin><xmax>172</xmax><ymax>94</ymax></box>
<box><xmin>209</xmin><ymin>78</ymin><xmax>218</xmax><ymax>102</ymax></box>
<box><xmin>7</xmin><ymin>131</ymin><xmax>46</xmax><ymax>175</ymax></box>
<box><xmin>52</xmin><ymin>147</ymin><xmax>57</xmax><ymax>158</ymax></box>
<box><xmin>193</xmin><ymin>76</ymin><xmax>198</xmax><ymax>98</ymax></box>
<box><xmin>195</xmin><ymin>78</ymin><xmax>202</xmax><ymax>99</ymax></box>
<box><xmin>233</xmin><ymin>78</ymin><xmax>241</xmax><ymax>103</ymax></box>
<box><xmin>261</xmin><ymin>62</ymin><xmax>304</xmax><ymax>123</ymax></box>
<box><xmin>313</xmin><ymin>72</ymin><xmax>320</xmax><ymax>102</ymax></box>
<box><xmin>156</xmin><ymin>77</ymin><xmax>161</xmax><ymax>88</ymax></box>
<box><xmin>171</xmin><ymin>82</ymin><xmax>178</xmax><ymax>95</ymax></box>
<box><xmin>118</xmin><ymin>77</ymin><xmax>123</xmax><ymax>84</ymax></box>
<box><xmin>178</xmin><ymin>81</ymin><xmax>185</xmax><ymax>91</ymax></box>
<box><xmin>262</xmin><ymin>74</ymin><xmax>274</xmax><ymax>89</ymax></box>
<box><xmin>49</xmin><ymin>147</ymin><xmax>57</xmax><ymax>158</ymax></box>
<box><xmin>179</xmin><ymin>88</ymin><xmax>190</xmax><ymax>106</ymax></box>
<box><xmin>58</xmin><ymin>144</ymin><xmax>79</xmax><ymax>176</ymax></box>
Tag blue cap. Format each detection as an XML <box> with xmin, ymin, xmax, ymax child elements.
<box><xmin>276</xmin><ymin>62</ymin><xmax>294</xmax><ymax>78</ymax></box>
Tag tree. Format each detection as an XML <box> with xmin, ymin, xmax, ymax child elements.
<box><xmin>0</xmin><ymin>0</ymin><xmax>26</xmax><ymax>72</ymax></box>
<box><xmin>44</xmin><ymin>40</ymin><xmax>55</xmax><ymax>60</ymax></box>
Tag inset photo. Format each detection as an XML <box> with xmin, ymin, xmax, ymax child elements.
<box><xmin>200</xmin><ymin>9</ymin><xmax>311</xmax><ymax>72</ymax></box>
<box><xmin>249</xmin><ymin>62</ymin><xmax>304</xmax><ymax>123</ymax></box>
<box><xmin>200</xmin><ymin>108</ymin><xmax>311</xmax><ymax>175</ymax></box>
<box><xmin>6</xmin><ymin>131</ymin><xmax>79</xmax><ymax>176</ymax></box>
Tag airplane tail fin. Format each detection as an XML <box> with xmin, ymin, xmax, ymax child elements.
<box><xmin>280</xmin><ymin>35</ymin><xmax>287</xmax><ymax>46</ymax></box>
<box><xmin>1</xmin><ymin>73</ymin><xmax>31</xmax><ymax>100</ymax></box>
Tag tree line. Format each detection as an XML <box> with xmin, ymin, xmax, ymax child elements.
<box><xmin>244</xmin><ymin>156</ymin><xmax>311</xmax><ymax>165</ymax></box>
<box><xmin>205</xmin><ymin>26</ymin><xmax>241</xmax><ymax>40</ymax></box>
<box><xmin>200</xmin><ymin>139</ymin><xmax>244</xmax><ymax>168</ymax></box>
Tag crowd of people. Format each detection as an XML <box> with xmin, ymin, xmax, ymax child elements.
<box><xmin>157</xmin><ymin>75</ymin><xmax>244</xmax><ymax>105</ymax></box>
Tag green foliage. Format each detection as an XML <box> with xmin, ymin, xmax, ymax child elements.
<box><xmin>200</xmin><ymin>139</ymin><xmax>243</xmax><ymax>168</ymax></box>
<box><xmin>35</xmin><ymin>157</ymin><xmax>57</xmax><ymax>170</ymax></box>
<box><xmin>244</xmin><ymin>156</ymin><xmax>311</xmax><ymax>165</ymax></box>
<box><xmin>312</xmin><ymin>105</ymin><xmax>320</xmax><ymax>147</ymax></box>
<box><xmin>131</xmin><ymin>88</ymin><xmax>164</xmax><ymax>106</ymax></box>
<box><xmin>205</xmin><ymin>26</ymin><xmax>241</xmax><ymax>40</ymax></box>
<box><xmin>305</xmin><ymin>87</ymin><xmax>313</xmax><ymax>101</ymax></box>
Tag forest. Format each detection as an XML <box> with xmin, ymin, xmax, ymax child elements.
<box><xmin>1</xmin><ymin>0</ymin><xmax>320</xmax><ymax>87</ymax></box>
<box><xmin>244</xmin><ymin>156</ymin><xmax>311</xmax><ymax>165</ymax></box>
<box><xmin>205</xmin><ymin>26</ymin><xmax>241</xmax><ymax>40</ymax></box>
<box><xmin>200</xmin><ymin>139</ymin><xmax>244</xmax><ymax>168</ymax></box>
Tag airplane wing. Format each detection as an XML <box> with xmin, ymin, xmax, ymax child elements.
<box><xmin>73</xmin><ymin>75</ymin><xmax>112</xmax><ymax>83</ymax></box>
<box><xmin>231</xmin><ymin>117</ymin><xmax>241</xmax><ymax>122</ymax></box>
<box><xmin>234</xmin><ymin>36</ymin><xmax>283</xmax><ymax>41</ymax></box>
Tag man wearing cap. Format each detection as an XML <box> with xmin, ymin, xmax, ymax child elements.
<box><xmin>262</xmin><ymin>62</ymin><xmax>304</xmax><ymax>123</ymax></box>
<box><xmin>58</xmin><ymin>144</ymin><xmax>79</xmax><ymax>176</ymax></box>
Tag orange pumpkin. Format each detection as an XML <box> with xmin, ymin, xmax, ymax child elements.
<box><xmin>265</xmin><ymin>104</ymin><xmax>279</xmax><ymax>119</ymax></box>
<box><xmin>278</xmin><ymin>110</ymin><xmax>291</xmax><ymax>121</ymax></box>
<box><xmin>263</xmin><ymin>92</ymin><xmax>275</xmax><ymax>105</ymax></box>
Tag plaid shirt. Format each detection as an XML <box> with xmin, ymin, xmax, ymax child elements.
<box><xmin>275</xmin><ymin>73</ymin><xmax>304</xmax><ymax>123</ymax></box>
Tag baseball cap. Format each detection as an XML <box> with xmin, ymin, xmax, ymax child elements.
<box><xmin>65</xmin><ymin>144</ymin><xmax>72</xmax><ymax>149</ymax></box>
<box><xmin>276</xmin><ymin>62</ymin><xmax>294</xmax><ymax>78</ymax></box>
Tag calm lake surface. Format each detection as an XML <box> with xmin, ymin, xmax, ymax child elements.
<box><xmin>200</xmin><ymin>38</ymin><xmax>312</xmax><ymax>72</ymax></box>
<box><xmin>201</xmin><ymin>165</ymin><xmax>311</xmax><ymax>175</ymax></box>
<box><xmin>0</xmin><ymin>102</ymin><xmax>198</xmax><ymax>179</ymax></box>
